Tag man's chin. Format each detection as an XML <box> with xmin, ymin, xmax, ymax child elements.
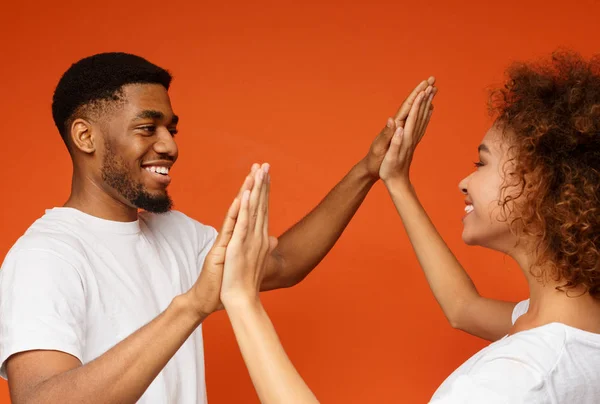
<box><xmin>132</xmin><ymin>192</ymin><xmax>173</xmax><ymax>214</ymax></box>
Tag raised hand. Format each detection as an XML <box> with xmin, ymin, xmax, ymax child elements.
<box><xmin>221</xmin><ymin>163</ymin><xmax>278</xmax><ymax>306</ymax></box>
<box><xmin>379</xmin><ymin>84</ymin><xmax>437</xmax><ymax>188</ymax></box>
<box><xmin>185</xmin><ymin>166</ymin><xmax>258</xmax><ymax>317</ymax></box>
<box><xmin>363</xmin><ymin>77</ymin><xmax>435</xmax><ymax>180</ymax></box>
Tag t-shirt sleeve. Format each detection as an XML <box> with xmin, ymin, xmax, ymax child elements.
<box><xmin>193</xmin><ymin>221</ymin><xmax>218</xmax><ymax>267</ymax></box>
<box><xmin>429</xmin><ymin>355</ymin><xmax>542</xmax><ymax>404</ymax></box>
<box><xmin>0</xmin><ymin>248</ymin><xmax>86</xmax><ymax>379</ymax></box>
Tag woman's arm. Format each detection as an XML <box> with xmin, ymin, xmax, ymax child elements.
<box><xmin>380</xmin><ymin>87</ymin><xmax>515</xmax><ymax>341</ymax></box>
<box><xmin>221</xmin><ymin>165</ymin><xmax>318</xmax><ymax>404</ymax></box>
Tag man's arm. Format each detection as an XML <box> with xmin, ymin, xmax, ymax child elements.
<box><xmin>7</xmin><ymin>294</ymin><xmax>204</xmax><ymax>404</ymax></box>
<box><xmin>261</xmin><ymin>160</ymin><xmax>375</xmax><ymax>290</ymax></box>
<box><xmin>6</xmin><ymin>193</ymin><xmax>244</xmax><ymax>404</ymax></box>
<box><xmin>221</xmin><ymin>166</ymin><xmax>318</xmax><ymax>404</ymax></box>
<box><xmin>379</xmin><ymin>85</ymin><xmax>515</xmax><ymax>341</ymax></box>
<box><xmin>261</xmin><ymin>77</ymin><xmax>436</xmax><ymax>290</ymax></box>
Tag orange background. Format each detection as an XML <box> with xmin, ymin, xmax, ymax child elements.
<box><xmin>1</xmin><ymin>0</ymin><xmax>598</xmax><ymax>402</ymax></box>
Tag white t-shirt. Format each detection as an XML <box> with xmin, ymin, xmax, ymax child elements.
<box><xmin>430</xmin><ymin>299</ymin><xmax>600</xmax><ymax>403</ymax></box>
<box><xmin>0</xmin><ymin>207</ymin><xmax>217</xmax><ymax>404</ymax></box>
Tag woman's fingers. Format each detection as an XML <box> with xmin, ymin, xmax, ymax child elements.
<box><xmin>231</xmin><ymin>190</ymin><xmax>251</xmax><ymax>244</ymax></box>
<box><xmin>248</xmin><ymin>165</ymin><xmax>266</xmax><ymax>231</ymax></box>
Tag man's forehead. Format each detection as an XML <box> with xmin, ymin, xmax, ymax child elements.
<box><xmin>120</xmin><ymin>83</ymin><xmax>174</xmax><ymax>117</ymax></box>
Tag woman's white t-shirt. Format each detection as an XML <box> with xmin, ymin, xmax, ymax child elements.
<box><xmin>430</xmin><ymin>299</ymin><xmax>600</xmax><ymax>403</ymax></box>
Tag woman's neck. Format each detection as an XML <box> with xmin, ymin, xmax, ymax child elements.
<box><xmin>509</xmin><ymin>248</ymin><xmax>600</xmax><ymax>335</ymax></box>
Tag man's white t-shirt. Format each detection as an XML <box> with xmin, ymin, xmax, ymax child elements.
<box><xmin>430</xmin><ymin>299</ymin><xmax>600</xmax><ymax>403</ymax></box>
<box><xmin>0</xmin><ymin>207</ymin><xmax>217</xmax><ymax>403</ymax></box>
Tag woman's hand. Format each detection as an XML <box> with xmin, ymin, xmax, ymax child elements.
<box><xmin>221</xmin><ymin>163</ymin><xmax>278</xmax><ymax>307</ymax></box>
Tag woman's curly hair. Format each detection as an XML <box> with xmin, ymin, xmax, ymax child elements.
<box><xmin>491</xmin><ymin>50</ymin><xmax>600</xmax><ymax>297</ymax></box>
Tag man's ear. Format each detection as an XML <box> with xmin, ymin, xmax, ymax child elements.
<box><xmin>70</xmin><ymin>118</ymin><xmax>97</xmax><ymax>154</ymax></box>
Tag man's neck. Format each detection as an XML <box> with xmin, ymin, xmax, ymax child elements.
<box><xmin>66</xmin><ymin>172</ymin><xmax>138</xmax><ymax>222</ymax></box>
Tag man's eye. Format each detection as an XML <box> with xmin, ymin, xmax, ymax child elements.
<box><xmin>140</xmin><ymin>126</ymin><xmax>156</xmax><ymax>134</ymax></box>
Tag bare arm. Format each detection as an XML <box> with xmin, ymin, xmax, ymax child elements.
<box><xmin>226</xmin><ymin>299</ymin><xmax>318</xmax><ymax>404</ymax></box>
<box><xmin>7</xmin><ymin>181</ymin><xmax>249</xmax><ymax>404</ymax></box>
<box><xmin>261</xmin><ymin>160</ymin><xmax>376</xmax><ymax>290</ymax></box>
<box><xmin>222</xmin><ymin>167</ymin><xmax>318</xmax><ymax>403</ymax></box>
<box><xmin>380</xmin><ymin>86</ymin><xmax>515</xmax><ymax>342</ymax></box>
<box><xmin>387</xmin><ymin>183</ymin><xmax>515</xmax><ymax>341</ymax></box>
<box><xmin>7</xmin><ymin>294</ymin><xmax>204</xmax><ymax>404</ymax></box>
<box><xmin>262</xmin><ymin>78</ymin><xmax>436</xmax><ymax>290</ymax></box>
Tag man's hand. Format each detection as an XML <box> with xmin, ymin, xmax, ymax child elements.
<box><xmin>379</xmin><ymin>83</ymin><xmax>437</xmax><ymax>187</ymax></box>
<box><xmin>221</xmin><ymin>164</ymin><xmax>278</xmax><ymax>306</ymax></box>
<box><xmin>363</xmin><ymin>76</ymin><xmax>436</xmax><ymax>180</ymax></box>
<box><xmin>184</xmin><ymin>166</ymin><xmax>260</xmax><ymax>318</ymax></box>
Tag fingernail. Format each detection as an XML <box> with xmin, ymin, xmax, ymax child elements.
<box><xmin>386</xmin><ymin>118</ymin><xmax>394</xmax><ymax>128</ymax></box>
<box><xmin>263</xmin><ymin>163</ymin><xmax>270</xmax><ymax>173</ymax></box>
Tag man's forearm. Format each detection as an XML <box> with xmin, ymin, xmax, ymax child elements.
<box><xmin>263</xmin><ymin>159</ymin><xmax>376</xmax><ymax>289</ymax></box>
<box><xmin>20</xmin><ymin>294</ymin><xmax>205</xmax><ymax>404</ymax></box>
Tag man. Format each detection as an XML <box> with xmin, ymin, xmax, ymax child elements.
<box><xmin>0</xmin><ymin>52</ymin><xmax>431</xmax><ymax>403</ymax></box>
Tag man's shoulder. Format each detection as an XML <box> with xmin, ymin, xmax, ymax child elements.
<box><xmin>10</xmin><ymin>211</ymin><xmax>88</xmax><ymax>253</ymax></box>
<box><xmin>1</xmin><ymin>212</ymin><xmax>91</xmax><ymax>272</ymax></box>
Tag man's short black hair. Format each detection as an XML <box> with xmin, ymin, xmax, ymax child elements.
<box><xmin>51</xmin><ymin>52</ymin><xmax>172</xmax><ymax>145</ymax></box>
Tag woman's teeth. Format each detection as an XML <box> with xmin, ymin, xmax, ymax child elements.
<box><xmin>465</xmin><ymin>204</ymin><xmax>474</xmax><ymax>214</ymax></box>
<box><xmin>145</xmin><ymin>166</ymin><xmax>169</xmax><ymax>175</ymax></box>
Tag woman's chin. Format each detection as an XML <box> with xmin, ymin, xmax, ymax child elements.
<box><xmin>461</xmin><ymin>228</ymin><xmax>481</xmax><ymax>246</ymax></box>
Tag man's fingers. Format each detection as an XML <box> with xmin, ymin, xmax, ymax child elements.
<box><xmin>236</xmin><ymin>164</ymin><xmax>259</xmax><ymax>200</ymax></box>
<box><xmin>268</xmin><ymin>236</ymin><xmax>278</xmax><ymax>254</ymax></box>
<box><xmin>255</xmin><ymin>164</ymin><xmax>270</xmax><ymax>236</ymax></box>
<box><xmin>374</xmin><ymin>117</ymin><xmax>397</xmax><ymax>150</ymax></box>
<box><xmin>394</xmin><ymin>78</ymin><xmax>431</xmax><ymax>126</ymax></box>
<box><xmin>214</xmin><ymin>197</ymin><xmax>241</xmax><ymax>248</ymax></box>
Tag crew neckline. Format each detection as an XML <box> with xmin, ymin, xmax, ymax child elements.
<box><xmin>46</xmin><ymin>207</ymin><xmax>141</xmax><ymax>235</ymax></box>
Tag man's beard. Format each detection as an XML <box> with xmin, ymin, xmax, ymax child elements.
<box><xmin>101</xmin><ymin>143</ymin><xmax>173</xmax><ymax>213</ymax></box>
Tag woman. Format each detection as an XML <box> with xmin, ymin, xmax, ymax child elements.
<box><xmin>219</xmin><ymin>51</ymin><xmax>600</xmax><ymax>403</ymax></box>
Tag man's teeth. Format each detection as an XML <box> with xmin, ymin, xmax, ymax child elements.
<box><xmin>465</xmin><ymin>204</ymin><xmax>474</xmax><ymax>214</ymax></box>
<box><xmin>145</xmin><ymin>166</ymin><xmax>169</xmax><ymax>175</ymax></box>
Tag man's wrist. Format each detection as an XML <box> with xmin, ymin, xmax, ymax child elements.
<box><xmin>174</xmin><ymin>292</ymin><xmax>210</xmax><ymax>326</ymax></box>
<box><xmin>355</xmin><ymin>158</ymin><xmax>379</xmax><ymax>185</ymax></box>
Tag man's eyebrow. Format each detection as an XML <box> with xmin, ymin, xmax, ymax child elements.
<box><xmin>134</xmin><ymin>110</ymin><xmax>179</xmax><ymax>125</ymax></box>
